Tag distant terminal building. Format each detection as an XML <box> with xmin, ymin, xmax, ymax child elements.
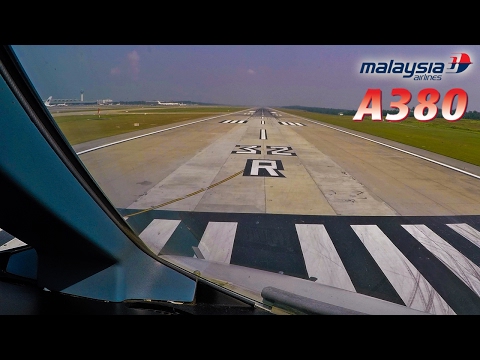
<box><xmin>49</xmin><ymin>98</ymin><xmax>79</xmax><ymax>105</ymax></box>
<box><xmin>47</xmin><ymin>90</ymin><xmax>97</xmax><ymax>105</ymax></box>
<box><xmin>49</xmin><ymin>98</ymin><xmax>96</xmax><ymax>105</ymax></box>
<box><xmin>97</xmin><ymin>99</ymin><xmax>113</xmax><ymax>105</ymax></box>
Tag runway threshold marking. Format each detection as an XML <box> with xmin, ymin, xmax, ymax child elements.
<box><xmin>402</xmin><ymin>224</ymin><xmax>480</xmax><ymax>298</ymax></box>
<box><xmin>351</xmin><ymin>224</ymin><xmax>454</xmax><ymax>313</ymax></box>
<box><xmin>123</xmin><ymin>170</ymin><xmax>244</xmax><ymax>219</ymax></box>
<box><xmin>131</xmin><ymin>212</ymin><xmax>480</xmax><ymax>314</ymax></box>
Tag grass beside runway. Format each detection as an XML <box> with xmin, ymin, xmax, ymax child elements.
<box><xmin>279</xmin><ymin>109</ymin><xmax>480</xmax><ymax>167</ymax></box>
<box><xmin>51</xmin><ymin>106</ymin><xmax>248</xmax><ymax>145</ymax></box>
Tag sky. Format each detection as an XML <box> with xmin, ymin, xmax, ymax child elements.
<box><xmin>10</xmin><ymin>45</ymin><xmax>480</xmax><ymax>112</ymax></box>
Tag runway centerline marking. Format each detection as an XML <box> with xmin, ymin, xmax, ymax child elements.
<box><xmin>260</xmin><ymin>129</ymin><xmax>267</xmax><ymax>140</ymax></box>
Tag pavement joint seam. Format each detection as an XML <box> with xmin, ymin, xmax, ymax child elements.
<box><xmin>123</xmin><ymin>170</ymin><xmax>244</xmax><ymax>219</ymax></box>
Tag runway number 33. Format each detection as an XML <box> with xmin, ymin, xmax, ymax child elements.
<box><xmin>353</xmin><ymin>88</ymin><xmax>468</xmax><ymax>122</ymax></box>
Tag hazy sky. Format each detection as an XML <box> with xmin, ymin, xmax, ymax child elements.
<box><xmin>11</xmin><ymin>45</ymin><xmax>480</xmax><ymax>111</ymax></box>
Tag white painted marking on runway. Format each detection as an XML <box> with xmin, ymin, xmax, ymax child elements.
<box><xmin>290</xmin><ymin>114</ymin><xmax>480</xmax><ymax>180</ymax></box>
<box><xmin>403</xmin><ymin>224</ymin><xmax>480</xmax><ymax>298</ymax></box>
<box><xmin>198</xmin><ymin>222</ymin><xmax>237</xmax><ymax>263</ymax></box>
<box><xmin>0</xmin><ymin>238</ymin><xmax>28</xmax><ymax>252</ymax></box>
<box><xmin>447</xmin><ymin>223</ymin><xmax>480</xmax><ymax>248</ymax></box>
<box><xmin>220</xmin><ymin>120</ymin><xmax>247</xmax><ymax>124</ymax></box>
<box><xmin>138</xmin><ymin>219</ymin><xmax>181</xmax><ymax>255</ymax></box>
<box><xmin>232</xmin><ymin>145</ymin><xmax>261</xmax><ymax>154</ymax></box>
<box><xmin>251</xmin><ymin>160</ymin><xmax>282</xmax><ymax>176</ymax></box>
<box><xmin>278</xmin><ymin>121</ymin><xmax>304</xmax><ymax>126</ymax></box>
<box><xmin>352</xmin><ymin>224</ymin><xmax>455</xmax><ymax>314</ymax></box>
<box><xmin>76</xmin><ymin>110</ymin><xmax>246</xmax><ymax>155</ymax></box>
<box><xmin>266</xmin><ymin>146</ymin><xmax>296</xmax><ymax>156</ymax></box>
<box><xmin>295</xmin><ymin>224</ymin><xmax>355</xmax><ymax>292</ymax></box>
<box><xmin>260</xmin><ymin>129</ymin><xmax>267</xmax><ymax>140</ymax></box>
<box><xmin>192</xmin><ymin>247</ymin><xmax>205</xmax><ymax>259</ymax></box>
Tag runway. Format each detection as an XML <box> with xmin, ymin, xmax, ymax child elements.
<box><xmin>75</xmin><ymin>107</ymin><xmax>480</xmax><ymax>216</ymax></box>
<box><xmin>57</xmin><ymin>107</ymin><xmax>480</xmax><ymax>313</ymax></box>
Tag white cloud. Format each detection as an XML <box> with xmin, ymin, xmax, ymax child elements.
<box><xmin>110</xmin><ymin>67</ymin><xmax>121</xmax><ymax>75</ymax></box>
<box><xmin>127</xmin><ymin>50</ymin><xmax>140</xmax><ymax>79</ymax></box>
<box><xmin>109</xmin><ymin>50</ymin><xmax>140</xmax><ymax>79</ymax></box>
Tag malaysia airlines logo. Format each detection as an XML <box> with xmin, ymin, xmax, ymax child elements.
<box><xmin>359</xmin><ymin>52</ymin><xmax>472</xmax><ymax>81</ymax></box>
<box><xmin>447</xmin><ymin>53</ymin><xmax>472</xmax><ymax>73</ymax></box>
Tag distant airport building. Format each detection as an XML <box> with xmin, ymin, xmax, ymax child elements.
<box><xmin>46</xmin><ymin>96</ymin><xmax>96</xmax><ymax>106</ymax></box>
<box><xmin>50</xmin><ymin>98</ymin><xmax>83</xmax><ymax>105</ymax></box>
<box><xmin>97</xmin><ymin>99</ymin><xmax>113</xmax><ymax>105</ymax></box>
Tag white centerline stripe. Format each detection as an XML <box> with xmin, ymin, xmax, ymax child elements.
<box><xmin>288</xmin><ymin>114</ymin><xmax>480</xmax><ymax>180</ymax></box>
<box><xmin>295</xmin><ymin>224</ymin><xmax>355</xmax><ymax>292</ymax></box>
<box><xmin>403</xmin><ymin>224</ymin><xmax>480</xmax><ymax>298</ymax></box>
<box><xmin>351</xmin><ymin>224</ymin><xmax>454</xmax><ymax>315</ymax></box>
<box><xmin>198</xmin><ymin>222</ymin><xmax>237</xmax><ymax>263</ymax></box>
<box><xmin>260</xmin><ymin>129</ymin><xmax>267</xmax><ymax>140</ymax></box>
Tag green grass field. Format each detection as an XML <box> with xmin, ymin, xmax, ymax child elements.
<box><xmin>51</xmin><ymin>106</ymin><xmax>247</xmax><ymax>145</ymax></box>
<box><xmin>279</xmin><ymin>109</ymin><xmax>480</xmax><ymax>167</ymax></box>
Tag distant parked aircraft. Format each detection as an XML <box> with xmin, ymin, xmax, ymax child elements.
<box><xmin>156</xmin><ymin>101</ymin><xmax>185</xmax><ymax>106</ymax></box>
<box><xmin>44</xmin><ymin>96</ymin><xmax>55</xmax><ymax>107</ymax></box>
